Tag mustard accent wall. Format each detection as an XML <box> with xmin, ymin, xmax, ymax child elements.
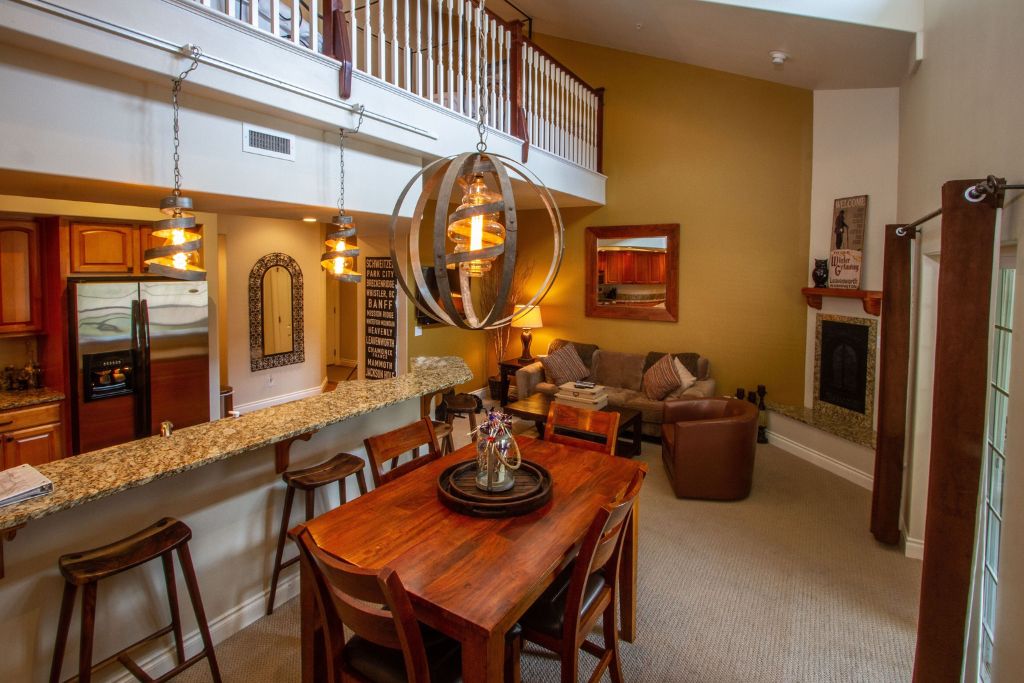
<box><xmin>407</xmin><ymin>316</ymin><xmax>488</xmax><ymax>393</ymax></box>
<box><xmin>521</xmin><ymin>35</ymin><xmax>813</xmax><ymax>405</ymax></box>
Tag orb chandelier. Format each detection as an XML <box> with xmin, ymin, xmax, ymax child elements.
<box><xmin>320</xmin><ymin>106</ymin><xmax>365</xmax><ymax>283</ymax></box>
<box><xmin>389</xmin><ymin>1</ymin><xmax>563</xmax><ymax>330</ymax></box>
<box><xmin>144</xmin><ymin>45</ymin><xmax>205</xmax><ymax>281</ymax></box>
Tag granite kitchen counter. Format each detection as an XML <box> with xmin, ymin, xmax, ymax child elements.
<box><xmin>0</xmin><ymin>388</ymin><xmax>65</xmax><ymax>411</ymax></box>
<box><xmin>0</xmin><ymin>357</ymin><xmax>471</xmax><ymax>531</ymax></box>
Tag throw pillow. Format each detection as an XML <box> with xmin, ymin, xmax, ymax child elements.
<box><xmin>541</xmin><ymin>344</ymin><xmax>589</xmax><ymax>386</ymax></box>
<box><xmin>642</xmin><ymin>353</ymin><xmax>681</xmax><ymax>400</ymax></box>
<box><xmin>673</xmin><ymin>358</ymin><xmax>698</xmax><ymax>392</ymax></box>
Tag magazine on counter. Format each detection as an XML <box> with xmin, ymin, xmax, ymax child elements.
<box><xmin>0</xmin><ymin>464</ymin><xmax>54</xmax><ymax>508</ymax></box>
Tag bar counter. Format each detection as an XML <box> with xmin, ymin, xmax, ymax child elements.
<box><xmin>0</xmin><ymin>356</ymin><xmax>471</xmax><ymax>531</ymax></box>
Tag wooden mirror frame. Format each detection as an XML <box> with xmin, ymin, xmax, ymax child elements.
<box><xmin>585</xmin><ymin>224</ymin><xmax>679</xmax><ymax>322</ymax></box>
<box><xmin>249</xmin><ymin>252</ymin><xmax>305</xmax><ymax>371</ymax></box>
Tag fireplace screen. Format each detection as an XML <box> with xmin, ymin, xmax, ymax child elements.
<box><xmin>813</xmin><ymin>314</ymin><xmax>877</xmax><ymax>428</ymax></box>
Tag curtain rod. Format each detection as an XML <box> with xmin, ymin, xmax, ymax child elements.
<box><xmin>895</xmin><ymin>176</ymin><xmax>1024</xmax><ymax>237</ymax></box>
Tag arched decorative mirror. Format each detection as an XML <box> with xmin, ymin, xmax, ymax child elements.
<box><xmin>250</xmin><ymin>252</ymin><xmax>304</xmax><ymax>371</ymax></box>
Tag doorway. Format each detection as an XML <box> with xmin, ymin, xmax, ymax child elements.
<box><xmin>325</xmin><ymin>276</ymin><xmax>359</xmax><ymax>390</ymax></box>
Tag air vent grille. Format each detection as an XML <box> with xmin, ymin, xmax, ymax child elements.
<box><xmin>241</xmin><ymin>123</ymin><xmax>296</xmax><ymax>161</ymax></box>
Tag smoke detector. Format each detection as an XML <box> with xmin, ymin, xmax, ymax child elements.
<box><xmin>769</xmin><ymin>50</ymin><xmax>789</xmax><ymax>66</ymax></box>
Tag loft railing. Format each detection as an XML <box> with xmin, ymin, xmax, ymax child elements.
<box><xmin>188</xmin><ymin>0</ymin><xmax>604</xmax><ymax>172</ymax></box>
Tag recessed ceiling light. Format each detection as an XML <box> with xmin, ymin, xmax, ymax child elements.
<box><xmin>302</xmin><ymin>217</ymin><xmax>317</xmax><ymax>222</ymax></box>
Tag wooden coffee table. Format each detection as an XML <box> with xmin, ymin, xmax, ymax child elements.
<box><xmin>504</xmin><ymin>393</ymin><xmax>644</xmax><ymax>457</ymax></box>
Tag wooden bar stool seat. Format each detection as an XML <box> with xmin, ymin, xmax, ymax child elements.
<box><xmin>442</xmin><ymin>393</ymin><xmax>483</xmax><ymax>441</ymax></box>
<box><xmin>267</xmin><ymin>452</ymin><xmax>368</xmax><ymax>615</ymax></box>
<box><xmin>432</xmin><ymin>420</ymin><xmax>455</xmax><ymax>455</ymax></box>
<box><xmin>49</xmin><ymin>517</ymin><xmax>221</xmax><ymax>683</ymax></box>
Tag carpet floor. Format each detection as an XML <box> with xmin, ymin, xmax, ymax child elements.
<box><xmin>178</xmin><ymin>435</ymin><xmax>921</xmax><ymax>682</ymax></box>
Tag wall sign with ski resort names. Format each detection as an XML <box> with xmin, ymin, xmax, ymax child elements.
<box><xmin>364</xmin><ymin>257</ymin><xmax>397</xmax><ymax>379</ymax></box>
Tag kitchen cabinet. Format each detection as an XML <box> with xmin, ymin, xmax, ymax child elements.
<box><xmin>599</xmin><ymin>250</ymin><xmax>667</xmax><ymax>285</ymax></box>
<box><xmin>0</xmin><ymin>221</ymin><xmax>42</xmax><ymax>335</ymax></box>
<box><xmin>0</xmin><ymin>402</ymin><xmax>62</xmax><ymax>469</ymax></box>
<box><xmin>69</xmin><ymin>222</ymin><xmax>136</xmax><ymax>273</ymax></box>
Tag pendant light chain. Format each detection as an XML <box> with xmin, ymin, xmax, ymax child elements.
<box><xmin>171</xmin><ymin>45</ymin><xmax>202</xmax><ymax>199</ymax></box>
<box><xmin>476</xmin><ymin>0</ymin><xmax>488</xmax><ymax>152</ymax></box>
<box><xmin>337</xmin><ymin>104</ymin><xmax>366</xmax><ymax>216</ymax></box>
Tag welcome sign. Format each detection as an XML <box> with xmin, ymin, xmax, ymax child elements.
<box><xmin>829</xmin><ymin>195</ymin><xmax>868</xmax><ymax>290</ymax></box>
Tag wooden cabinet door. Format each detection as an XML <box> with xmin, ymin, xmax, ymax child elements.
<box><xmin>0</xmin><ymin>221</ymin><xmax>42</xmax><ymax>334</ymax></box>
<box><xmin>2</xmin><ymin>422</ymin><xmax>62</xmax><ymax>468</ymax></box>
<box><xmin>70</xmin><ymin>223</ymin><xmax>135</xmax><ymax>273</ymax></box>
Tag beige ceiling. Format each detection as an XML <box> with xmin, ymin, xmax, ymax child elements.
<box><xmin>490</xmin><ymin>0</ymin><xmax>917</xmax><ymax>89</ymax></box>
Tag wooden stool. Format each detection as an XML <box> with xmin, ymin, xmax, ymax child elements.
<box><xmin>267</xmin><ymin>452</ymin><xmax>368</xmax><ymax>615</ymax></box>
<box><xmin>433</xmin><ymin>420</ymin><xmax>456</xmax><ymax>455</ymax></box>
<box><xmin>443</xmin><ymin>393</ymin><xmax>483</xmax><ymax>441</ymax></box>
<box><xmin>49</xmin><ymin>517</ymin><xmax>221</xmax><ymax>683</ymax></box>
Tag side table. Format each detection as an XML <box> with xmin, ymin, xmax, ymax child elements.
<box><xmin>498</xmin><ymin>357</ymin><xmax>535</xmax><ymax>406</ymax></box>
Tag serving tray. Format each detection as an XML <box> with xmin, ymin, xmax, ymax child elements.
<box><xmin>437</xmin><ymin>459</ymin><xmax>552</xmax><ymax>517</ymax></box>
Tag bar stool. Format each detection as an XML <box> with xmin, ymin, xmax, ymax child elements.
<box><xmin>267</xmin><ymin>452</ymin><xmax>368</xmax><ymax>615</ymax></box>
<box><xmin>442</xmin><ymin>393</ymin><xmax>483</xmax><ymax>442</ymax></box>
<box><xmin>49</xmin><ymin>517</ymin><xmax>221</xmax><ymax>683</ymax></box>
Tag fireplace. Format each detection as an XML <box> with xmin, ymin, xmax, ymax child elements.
<box><xmin>814</xmin><ymin>314</ymin><xmax>877</xmax><ymax>428</ymax></box>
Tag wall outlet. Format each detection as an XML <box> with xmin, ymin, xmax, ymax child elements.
<box><xmin>414</xmin><ymin>326</ymin><xmax>423</xmax><ymax>337</ymax></box>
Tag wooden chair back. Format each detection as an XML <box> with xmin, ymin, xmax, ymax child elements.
<box><xmin>363</xmin><ymin>417</ymin><xmax>441</xmax><ymax>487</ymax></box>
<box><xmin>562</xmin><ymin>470</ymin><xmax>643</xmax><ymax>641</ymax></box>
<box><xmin>544</xmin><ymin>403</ymin><xmax>621</xmax><ymax>455</ymax></box>
<box><xmin>291</xmin><ymin>524</ymin><xmax>432</xmax><ymax>683</ymax></box>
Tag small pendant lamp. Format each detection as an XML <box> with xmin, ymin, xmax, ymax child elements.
<box><xmin>320</xmin><ymin>107</ymin><xmax>365</xmax><ymax>283</ymax></box>
<box><xmin>144</xmin><ymin>45</ymin><xmax>205</xmax><ymax>281</ymax></box>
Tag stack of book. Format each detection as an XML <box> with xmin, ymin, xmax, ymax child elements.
<box><xmin>555</xmin><ymin>382</ymin><xmax>608</xmax><ymax>410</ymax></box>
<box><xmin>0</xmin><ymin>464</ymin><xmax>53</xmax><ymax>509</ymax></box>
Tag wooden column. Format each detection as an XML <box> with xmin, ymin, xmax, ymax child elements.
<box><xmin>322</xmin><ymin>0</ymin><xmax>353</xmax><ymax>99</ymax></box>
<box><xmin>871</xmin><ymin>224</ymin><xmax>914</xmax><ymax>545</ymax></box>
<box><xmin>913</xmin><ymin>179</ymin><xmax>1000</xmax><ymax>682</ymax></box>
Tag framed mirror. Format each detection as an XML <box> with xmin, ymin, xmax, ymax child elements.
<box><xmin>585</xmin><ymin>224</ymin><xmax>679</xmax><ymax>322</ymax></box>
<box><xmin>250</xmin><ymin>252</ymin><xmax>305</xmax><ymax>371</ymax></box>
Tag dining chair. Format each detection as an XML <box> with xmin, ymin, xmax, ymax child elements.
<box><xmin>291</xmin><ymin>524</ymin><xmax>462</xmax><ymax>683</ymax></box>
<box><xmin>516</xmin><ymin>470</ymin><xmax>644</xmax><ymax>683</ymax></box>
<box><xmin>420</xmin><ymin>390</ymin><xmax>456</xmax><ymax>455</ymax></box>
<box><xmin>544</xmin><ymin>403</ymin><xmax>621</xmax><ymax>456</ymax></box>
<box><xmin>364</xmin><ymin>417</ymin><xmax>442</xmax><ymax>487</ymax></box>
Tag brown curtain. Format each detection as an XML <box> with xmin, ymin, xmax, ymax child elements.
<box><xmin>913</xmin><ymin>179</ymin><xmax>1001</xmax><ymax>682</ymax></box>
<box><xmin>871</xmin><ymin>224</ymin><xmax>914</xmax><ymax>545</ymax></box>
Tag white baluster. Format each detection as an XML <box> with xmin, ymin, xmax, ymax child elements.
<box><xmin>250</xmin><ymin>0</ymin><xmax>259</xmax><ymax>27</ymax></box>
<box><xmin>414</xmin><ymin>0</ymin><xmax>422</xmax><ymax>95</ymax></box>
<box><xmin>309</xmin><ymin>0</ymin><xmax>318</xmax><ymax>51</ymax></box>
<box><xmin>467</xmin><ymin>3</ymin><xmax>477</xmax><ymax>118</ymax></box>
<box><xmin>456</xmin><ymin>0</ymin><xmax>464</xmax><ymax>114</ymax></box>
<box><xmin>488</xmin><ymin>18</ymin><xmax>497</xmax><ymax>129</ymax></box>
<box><xmin>391</xmin><ymin>0</ymin><xmax>399</xmax><ymax>85</ymax></box>
<box><xmin>543</xmin><ymin>59</ymin><xmax>551</xmax><ymax>151</ymax></box>
<box><xmin>426</xmin><ymin>0</ymin><xmax>434</xmax><ymax>100</ymax></box>
<box><xmin>227</xmin><ymin>0</ymin><xmax>235</xmax><ymax>19</ymax></box>
<box><xmin>365</xmin><ymin>0</ymin><xmax>372</xmax><ymax>76</ymax></box>
<box><xmin>494</xmin><ymin>25</ymin><xmax>504</xmax><ymax>132</ymax></box>
<box><xmin>572</xmin><ymin>81</ymin><xmax>580</xmax><ymax>165</ymax></box>
<box><xmin>503</xmin><ymin>27</ymin><xmax>511</xmax><ymax>133</ymax></box>
<box><xmin>378</xmin><ymin>0</ymin><xmax>385</xmax><ymax>79</ymax></box>
<box><xmin>350</xmin><ymin>0</ymin><xmax>358</xmax><ymax>69</ymax></box>
<box><xmin>525</xmin><ymin>46</ymin><xmax>533</xmax><ymax>144</ymax></box>
<box><xmin>446</xmin><ymin>0</ymin><xmax>454</xmax><ymax>110</ymax></box>
<box><xmin>290</xmin><ymin>0</ymin><xmax>299</xmax><ymax>44</ymax></box>
<box><xmin>437</xmin><ymin>0</ymin><xmax>445</xmax><ymax>105</ymax></box>
<box><xmin>403</xmin><ymin>0</ymin><xmax>411</xmax><ymax>90</ymax></box>
<box><xmin>271</xmin><ymin>0</ymin><xmax>280</xmax><ymax>37</ymax></box>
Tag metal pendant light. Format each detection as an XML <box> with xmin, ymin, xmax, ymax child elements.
<box><xmin>320</xmin><ymin>106</ymin><xmax>365</xmax><ymax>283</ymax></box>
<box><xmin>144</xmin><ymin>45</ymin><xmax>205</xmax><ymax>281</ymax></box>
<box><xmin>389</xmin><ymin>0</ymin><xmax>563</xmax><ymax>330</ymax></box>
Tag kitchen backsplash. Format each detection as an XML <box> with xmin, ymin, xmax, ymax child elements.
<box><xmin>0</xmin><ymin>337</ymin><xmax>38</xmax><ymax>371</ymax></box>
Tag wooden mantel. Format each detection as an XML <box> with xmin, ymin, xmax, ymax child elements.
<box><xmin>801</xmin><ymin>287</ymin><xmax>883</xmax><ymax>316</ymax></box>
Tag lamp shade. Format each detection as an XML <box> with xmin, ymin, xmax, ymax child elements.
<box><xmin>512</xmin><ymin>305</ymin><xmax>543</xmax><ymax>329</ymax></box>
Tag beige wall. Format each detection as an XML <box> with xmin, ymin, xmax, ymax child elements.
<box><xmin>521</xmin><ymin>36</ymin><xmax>813</xmax><ymax>405</ymax></box>
<box><xmin>897</xmin><ymin>0</ymin><xmax>1024</xmax><ymax>677</ymax></box>
<box><xmin>218</xmin><ymin>215</ymin><xmax>326</xmax><ymax>409</ymax></box>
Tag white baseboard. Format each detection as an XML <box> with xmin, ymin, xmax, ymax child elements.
<box><xmin>767</xmin><ymin>430</ymin><xmax>874</xmax><ymax>490</ymax></box>
<box><xmin>903</xmin><ymin>534</ymin><xmax>925</xmax><ymax>560</ymax></box>
<box><xmin>235</xmin><ymin>384</ymin><xmax>326</xmax><ymax>413</ymax></box>
<box><xmin>112</xmin><ymin>572</ymin><xmax>300</xmax><ymax>682</ymax></box>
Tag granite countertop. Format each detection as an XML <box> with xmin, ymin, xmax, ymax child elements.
<box><xmin>0</xmin><ymin>357</ymin><xmax>471</xmax><ymax>530</ymax></box>
<box><xmin>767</xmin><ymin>402</ymin><xmax>876</xmax><ymax>448</ymax></box>
<box><xmin>0</xmin><ymin>388</ymin><xmax>65</xmax><ymax>411</ymax></box>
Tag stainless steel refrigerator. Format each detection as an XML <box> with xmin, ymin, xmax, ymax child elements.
<box><xmin>69</xmin><ymin>279</ymin><xmax>210</xmax><ymax>454</ymax></box>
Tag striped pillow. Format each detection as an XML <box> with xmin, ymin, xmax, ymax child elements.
<box><xmin>541</xmin><ymin>344</ymin><xmax>589</xmax><ymax>386</ymax></box>
<box><xmin>642</xmin><ymin>353</ymin><xmax>682</xmax><ymax>400</ymax></box>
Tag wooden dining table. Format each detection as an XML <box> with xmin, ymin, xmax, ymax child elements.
<box><xmin>299</xmin><ymin>434</ymin><xmax>647</xmax><ymax>683</ymax></box>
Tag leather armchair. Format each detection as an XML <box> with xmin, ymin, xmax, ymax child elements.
<box><xmin>661</xmin><ymin>398</ymin><xmax>759</xmax><ymax>500</ymax></box>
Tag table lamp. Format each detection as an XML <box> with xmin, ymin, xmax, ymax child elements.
<box><xmin>511</xmin><ymin>305</ymin><xmax>543</xmax><ymax>362</ymax></box>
